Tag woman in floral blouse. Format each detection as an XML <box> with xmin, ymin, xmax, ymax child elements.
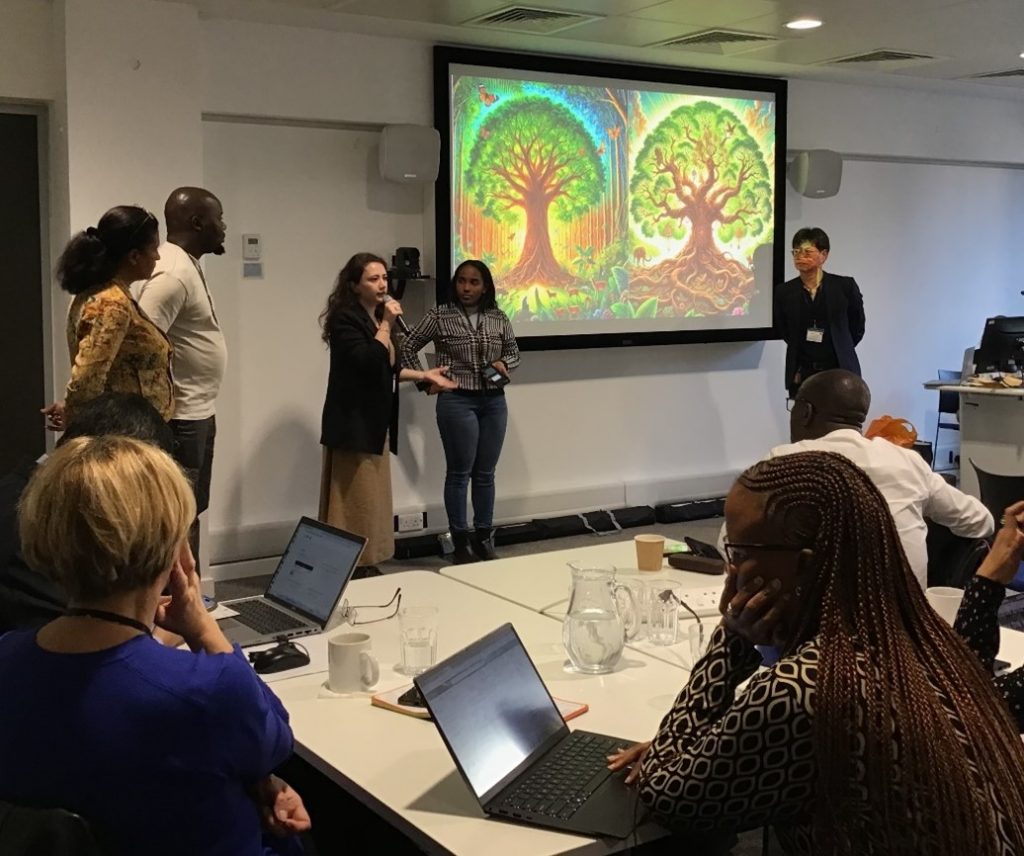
<box><xmin>610</xmin><ymin>452</ymin><xmax>1024</xmax><ymax>855</ymax></box>
<box><xmin>44</xmin><ymin>206</ymin><xmax>172</xmax><ymax>429</ymax></box>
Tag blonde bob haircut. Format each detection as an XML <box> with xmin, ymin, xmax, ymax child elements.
<box><xmin>18</xmin><ymin>435</ymin><xmax>195</xmax><ymax>601</ymax></box>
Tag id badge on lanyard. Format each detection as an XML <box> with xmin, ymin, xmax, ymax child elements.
<box><xmin>806</xmin><ymin>327</ymin><xmax>824</xmax><ymax>343</ymax></box>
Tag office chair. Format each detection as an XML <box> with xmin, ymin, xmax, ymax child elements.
<box><xmin>926</xmin><ymin>522</ymin><xmax>989</xmax><ymax>589</ymax></box>
<box><xmin>0</xmin><ymin>800</ymin><xmax>101</xmax><ymax>855</ymax></box>
<box><xmin>971</xmin><ymin>460</ymin><xmax>1024</xmax><ymax>591</ymax></box>
<box><xmin>932</xmin><ymin>369</ymin><xmax>961</xmax><ymax>472</ymax></box>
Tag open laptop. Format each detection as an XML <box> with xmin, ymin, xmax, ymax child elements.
<box><xmin>414</xmin><ymin>623</ymin><xmax>643</xmax><ymax>839</ymax></box>
<box><xmin>217</xmin><ymin>517</ymin><xmax>365</xmax><ymax>647</ymax></box>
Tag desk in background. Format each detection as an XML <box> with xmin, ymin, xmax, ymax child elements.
<box><xmin>926</xmin><ymin>383</ymin><xmax>1024</xmax><ymax>498</ymax></box>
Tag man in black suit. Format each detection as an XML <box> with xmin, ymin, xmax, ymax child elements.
<box><xmin>774</xmin><ymin>227</ymin><xmax>865</xmax><ymax>398</ymax></box>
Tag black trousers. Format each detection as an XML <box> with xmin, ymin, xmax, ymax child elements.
<box><xmin>170</xmin><ymin>415</ymin><xmax>216</xmax><ymax>574</ymax></box>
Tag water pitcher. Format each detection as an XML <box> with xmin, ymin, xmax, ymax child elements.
<box><xmin>562</xmin><ymin>563</ymin><xmax>637</xmax><ymax>674</ymax></box>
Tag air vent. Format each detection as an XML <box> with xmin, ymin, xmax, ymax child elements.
<box><xmin>464</xmin><ymin>6</ymin><xmax>602</xmax><ymax>34</ymax></box>
<box><xmin>971</xmin><ymin>68</ymin><xmax>1024</xmax><ymax>79</ymax></box>
<box><xmin>654</xmin><ymin>29</ymin><xmax>776</xmax><ymax>49</ymax></box>
<box><xmin>827</xmin><ymin>49</ymin><xmax>934</xmax><ymax>64</ymax></box>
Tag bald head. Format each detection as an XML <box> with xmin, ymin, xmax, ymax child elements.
<box><xmin>790</xmin><ymin>370</ymin><xmax>871</xmax><ymax>442</ymax></box>
<box><xmin>164</xmin><ymin>187</ymin><xmax>226</xmax><ymax>258</ymax></box>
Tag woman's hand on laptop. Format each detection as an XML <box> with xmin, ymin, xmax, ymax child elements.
<box><xmin>607</xmin><ymin>741</ymin><xmax>650</xmax><ymax>784</ymax></box>
<box><xmin>978</xmin><ymin>501</ymin><xmax>1024</xmax><ymax>585</ymax></box>
<box><xmin>155</xmin><ymin>543</ymin><xmax>233</xmax><ymax>654</ymax></box>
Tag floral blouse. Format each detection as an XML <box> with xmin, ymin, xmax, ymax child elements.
<box><xmin>65</xmin><ymin>283</ymin><xmax>174</xmax><ymax>420</ymax></box>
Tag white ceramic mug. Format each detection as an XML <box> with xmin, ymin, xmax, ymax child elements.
<box><xmin>328</xmin><ymin>632</ymin><xmax>380</xmax><ymax>693</ymax></box>
<box><xmin>925</xmin><ymin>586</ymin><xmax>965</xmax><ymax>626</ymax></box>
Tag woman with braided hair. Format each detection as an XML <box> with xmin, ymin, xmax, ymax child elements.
<box><xmin>608</xmin><ymin>451</ymin><xmax>1024</xmax><ymax>854</ymax></box>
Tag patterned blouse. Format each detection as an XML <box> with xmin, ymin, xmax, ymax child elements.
<box><xmin>400</xmin><ymin>303</ymin><xmax>520</xmax><ymax>392</ymax></box>
<box><xmin>954</xmin><ymin>575</ymin><xmax>1024</xmax><ymax>729</ymax></box>
<box><xmin>638</xmin><ymin>623</ymin><xmax>1018</xmax><ymax>854</ymax></box>
<box><xmin>65</xmin><ymin>283</ymin><xmax>174</xmax><ymax>420</ymax></box>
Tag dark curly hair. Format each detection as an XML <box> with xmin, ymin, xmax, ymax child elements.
<box><xmin>56</xmin><ymin>205</ymin><xmax>158</xmax><ymax>295</ymax></box>
<box><xmin>319</xmin><ymin>252</ymin><xmax>388</xmax><ymax>344</ymax></box>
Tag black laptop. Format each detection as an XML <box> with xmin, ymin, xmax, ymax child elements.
<box><xmin>414</xmin><ymin>623</ymin><xmax>642</xmax><ymax>839</ymax></box>
<box><xmin>217</xmin><ymin>517</ymin><xmax>365</xmax><ymax>647</ymax></box>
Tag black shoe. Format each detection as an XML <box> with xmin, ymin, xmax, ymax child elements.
<box><xmin>353</xmin><ymin>565</ymin><xmax>382</xmax><ymax>579</ymax></box>
<box><xmin>450</xmin><ymin>530</ymin><xmax>478</xmax><ymax>565</ymax></box>
<box><xmin>471</xmin><ymin>528</ymin><xmax>498</xmax><ymax>561</ymax></box>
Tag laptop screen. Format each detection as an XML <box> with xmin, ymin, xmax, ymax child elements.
<box><xmin>266</xmin><ymin>518</ymin><xmax>365</xmax><ymax>624</ymax></box>
<box><xmin>416</xmin><ymin>624</ymin><xmax>567</xmax><ymax>802</ymax></box>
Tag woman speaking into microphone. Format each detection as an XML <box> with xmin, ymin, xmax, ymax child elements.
<box><xmin>319</xmin><ymin>252</ymin><xmax>455</xmax><ymax>572</ymax></box>
<box><xmin>401</xmin><ymin>260</ymin><xmax>520</xmax><ymax>564</ymax></box>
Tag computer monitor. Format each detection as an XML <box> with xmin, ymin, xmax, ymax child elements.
<box><xmin>974</xmin><ymin>316</ymin><xmax>1024</xmax><ymax>373</ymax></box>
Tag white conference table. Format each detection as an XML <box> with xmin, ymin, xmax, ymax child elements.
<box><xmin>270</xmin><ymin>571</ymin><xmax>684</xmax><ymax>856</ymax></box>
<box><xmin>439</xmin><ymin>540</ymin><xmax>727</xmax><ymax>668</ymax></box>
<box><xmin>439</xmin><ymin>539</ymin><xmax>723</xmax><ymax>614</ymax></box>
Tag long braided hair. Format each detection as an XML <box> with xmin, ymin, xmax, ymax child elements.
<box><xmin>738</xmin><ymin>451</ymin><xmax>1024</xmax><ymax>854</ymax></box>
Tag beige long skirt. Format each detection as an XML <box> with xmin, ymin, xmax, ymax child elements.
<box><xmin>319</xmin><ymin>443</ymin><xmax>394</xmax><ymax>567</ymax></box>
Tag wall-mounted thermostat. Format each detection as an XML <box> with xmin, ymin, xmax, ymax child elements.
<box><xmin>242</xmin><ymin>234</ymin><xmax>262</xmax><ymax>260</ymax></box>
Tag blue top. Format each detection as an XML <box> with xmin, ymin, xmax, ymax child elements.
<box><xmin>0</xmin><ymin>630</ymin><xmax>296</xmax><ymax>855</ymax></box>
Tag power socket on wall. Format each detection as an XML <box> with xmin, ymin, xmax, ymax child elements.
<box><xmin>394</xmin><ymin>512</ymin><xmax>427</xmax><ymax>533</ymax></box>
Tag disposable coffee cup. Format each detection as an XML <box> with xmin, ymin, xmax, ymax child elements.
<box><xmin>925</xmin><ymin>586</ymin><xmax>964</xmax><ymax>626</ymax></box>
<box><xmin>635</xmin><ymin>534</ymin><xmax>666</xmax><ymax>572</ymax></box>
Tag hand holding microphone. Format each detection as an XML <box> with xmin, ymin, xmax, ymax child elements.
<box><xmin>381</xmin><ymin>295</ymin><xmax>410</xmax><ymax>334</ymax></box>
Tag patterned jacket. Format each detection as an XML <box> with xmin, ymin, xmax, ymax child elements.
<box><xmin>638</xmin><ymin>624</ymin><xmax>1018</xmax><ymax>854</ymax></box>
<box><xmin>65</xmin><ymin>283</ymin><xmax>174</xmax><ymax>420</ymax></box>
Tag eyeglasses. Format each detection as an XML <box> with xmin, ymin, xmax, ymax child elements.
<box><xmin>722</xmin><ymin>541</ymin><xmax>806</xmax><ymax>566</ymax></box>
<box><xmin>785</xmin><ymin>397</ymin><xmax>815</xmax><ymax>414</ymax></box>
<box><xmin>790</xmin><ymin>247</ymin><xmax>819</xmax><ymax>258</ymax></box>
<box><xmin>338</xmin><ymin>587</ymin><xmax>402</xmax><ymax>626</ymax></box>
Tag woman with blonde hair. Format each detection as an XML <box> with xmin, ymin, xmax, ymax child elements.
<box><xmin>0</xmin><ymin>436</ymin><xmax>308</xmax><ymax>855</ymax></box>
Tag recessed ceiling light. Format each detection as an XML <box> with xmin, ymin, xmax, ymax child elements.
<box><xmin>786</xmin><ymin>17</ymin><xmax>823</xmax><ymax>30</ymax></box>
<box><xmin>1019</xmin><ymin>51</ymin><xmax>1024</xmax><ymax>59</ymax></box>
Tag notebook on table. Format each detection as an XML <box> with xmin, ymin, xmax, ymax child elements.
<box><xmin>414</xmin><ymin>623</ymin><xmax>645</xmax><ymax>839</ymax></box>
<box><xmin>217</xmin><ymin>517</ymin><xmax>365</xmax><ymax>647</ymax></box>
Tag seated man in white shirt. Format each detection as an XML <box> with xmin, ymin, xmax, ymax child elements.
<box><xmin>724</xmin><ymin>369</ymin><xmax>993</xmax><ymax>589</ymax></box>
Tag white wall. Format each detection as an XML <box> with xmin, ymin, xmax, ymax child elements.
<box><xmin>18</xmin><ymin>4</ymin><xmax>1024</xmax><ymax>565</ymax></box>
<box><xmin>198</xmin><ymin>19</ymin><xmax>1024</xmax><ymax>564</ymax></box>
<box><xmin>0</xmin><ymin>0</ymin><xmax>55</xmax><ymax>102</ymax></box>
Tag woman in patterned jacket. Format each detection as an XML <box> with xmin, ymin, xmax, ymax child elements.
<box><xmin>401</xmin><ymin>260</ymin><xmax>520</xmax><ymax>564</ymax></box>
<box><xmin>610</xmin><ymin>451</ymin><xmax>1024</xmax><ymax>854</ymax></box>
<box><xmin>43</xmin><ymin>205</ymin><xmax>172</xmax><ymax>430</ymax></box>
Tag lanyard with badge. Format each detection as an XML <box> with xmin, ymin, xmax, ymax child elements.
<box><xmin>805</xmin><ymin>279</ymin><xmax>824</xmax><ymax>344</ymax></box>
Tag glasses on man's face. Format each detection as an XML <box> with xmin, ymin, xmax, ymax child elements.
<box><xmin>790</xmin><ymin>247</ymin><xmax>819</xmax><ymax>258</ymax></box>
<box><xmin>785</xmin><ymin>397</ymin><xmax>815</xmax><ymax>415</ymax></box>
<box><xmin>722</xmin><ymin>541</ymin><xmax>805</xmax><ymax>567</ymax></box>
<box><xmin>338</xmin><ymin>587</ymin><xmax>402</xmax><ymax>626</ymax></box>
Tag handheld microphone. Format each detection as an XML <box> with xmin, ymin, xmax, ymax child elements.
<box><xmin>382</xmin><ymin>295</ymin><xmax>410</xmax><ymax>334</ymax></box>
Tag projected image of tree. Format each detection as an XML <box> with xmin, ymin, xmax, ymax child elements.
<box><xmin>629</xmin><ymin>101</ymin><xmax>771</xmax><ymax>315</ymax></box>
<box><xmin>466</xmin><ymin>97</ymin><xmax>604</xmax><ymax>287</ymax></box>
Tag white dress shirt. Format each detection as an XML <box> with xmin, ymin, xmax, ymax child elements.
<box><xmin>134</xmin><ymin>242</ymin><xmax>227</xmax><ymax>421</ymax></box>
<box><xmin>721</xmin><ymin>429</ymin><xmax>993</xmax><ymax>589</ymax></box>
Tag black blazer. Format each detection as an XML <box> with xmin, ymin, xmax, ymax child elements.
<box><xmin>320</xmin><ymin>307</ymin><xmax>399</xmax><ymax>455</ymax></box>
<box><xmin>774</xmin><ymin>271</ymin><xmax>865</xmax><ymax>390</ymax></box>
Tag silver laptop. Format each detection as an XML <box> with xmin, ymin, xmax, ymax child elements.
<box><xmin>217</xmin><ymin>517</ymin><xmax>365</xmax><ymax>647</ymax></box>
<box><xmin>414</xmin><ymin>623</ymin><xmax>645</xmax><ymax>839</ymax></box>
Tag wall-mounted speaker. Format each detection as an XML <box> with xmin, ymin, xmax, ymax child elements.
<box><xmin>788</xmin><ymin>149</ymin><xmax>842</xmax><ymax>198</ymax></box>
<box><xmin>379</xmin><ymin>124</ymin><xmax>440</xmax><ymax>184</ymax></box>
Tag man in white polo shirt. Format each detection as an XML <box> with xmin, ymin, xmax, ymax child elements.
<box><xmin>722</xmin><ymin>369</ymin><xmax>993</xmax><ymax>590</ymax></box>
<box><xmin>136</xmin><ymin>187</ymin><xmax>227</xmax><ymax>572</ymax></box>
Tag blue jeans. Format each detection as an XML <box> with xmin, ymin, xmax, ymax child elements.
<box><xmin>435</xmin><ymin>392</ymin><xmax>508</xmax><ymax>532</ymax></box>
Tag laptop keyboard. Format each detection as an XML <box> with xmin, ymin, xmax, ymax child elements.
<box><xmin>230</xmin><ymin>599</ymin><xmax>306</xmax><ymax>635</ymax></box>
<box><xmin>495</xmin><ymin>732</ymin><xmax>625</xmax><ymax>821</ymax></box>
<box><xmin>999</xmin><ymin>594</ymin><xmax>1024</xmax><ymax>633</ymax></box>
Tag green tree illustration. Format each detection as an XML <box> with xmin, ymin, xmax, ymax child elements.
<box><xmin>467</xmin><ymin>97</ymin><xmax>604</xmax><ymax>287</ymax></box>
